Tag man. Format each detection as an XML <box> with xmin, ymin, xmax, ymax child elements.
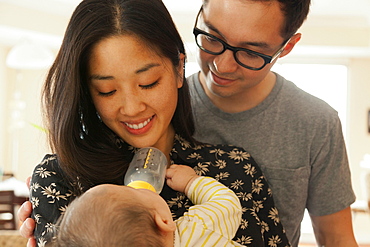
<box><xmin>187</xmin><ymin>0</ymin><xmax>358</xmax><ymax>246</ymax></box>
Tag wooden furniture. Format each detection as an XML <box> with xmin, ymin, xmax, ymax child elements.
<box><xmin>0</xmin><ymin>190</ymin><xmax>17</xmax><ymax>230</ymax></box>
<box><xmin>0</xmin><ymin>191</ymin><xmax>28</xmax><ymax>230</ymax></box>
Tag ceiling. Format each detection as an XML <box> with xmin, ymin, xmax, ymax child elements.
<box><xmin>0</xmin><ymin>0</ymin><xmax>370</xmax><ymax>57</ymax></box>
<box><xmin>0</xmin><ymin>0</ymin><xmax>368</xmax><ymax>23</ymax></box>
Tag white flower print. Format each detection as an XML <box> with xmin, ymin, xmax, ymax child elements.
<box><xmin>210</xmin><ymin>148</ymin><xmax>226</xmax><ymax>155</ymax></box>
<box><xmin>258</xmin><ymin>220</ymin><xmax>270</xmax><ymax>234</ymax></box>
<box><xmin>240</xmin><ymin>218</ymin><xmax>249</xmax><ymax>230</ymax></box>
<box><xmin>249</xmin><ymin>208</ymin><xmax>258</xmax><ymax>219</ymax></box>
<box><xmin>34</xmin><ymin>214</ymin><xmax>41</xmax><ymax>224</ymax></box>
<box><xmin>72</xmin><ymin>179</ymin><xmax>84</xmax><ymax>193</ymax></box>
<box><xmin>37</xmin><ymin>237</ymin><xmax>47</xmax><ymax>247</ymax></box>
<box><xmin>252</xmin><ymin>178</ymin><xmax>264</xmax><ymax>194</ymax></box>
<box><xmin>31</xmin><ymin>197</ymin><xmax>39</xmax><ymax>209</ymax></box>
<box><xmin>228</xmin><ymin>149</ymin><xmax>251</xmax><ymax>164</ymax></box>
<box><xmin>30</xmin><ymin>182</ymin><xmax>41</xmax><ymax>192</ymax></box>
<box><xmin>175</xmin><ymin>134</ymin><xmax>191</xmax><ymax>149</ymax></box>
<box><xmin>40</xmin><ymin>155</ymin><xmax>57</xmax><ymax>166</ymax></box>
<box><xmin>35</xmin><ymin>167</ymin><xmax>56</xmax><ymax>178</ymax></box>
<box><xmin>253</xmin><ymin>200</ymin><xmax>264</xmax><ymax>213</ymax></box>
<box><xmin>214</xmin><ymin>171</ymin><xmax>230</xmax><ymax>181</ymax></box>
<box><xmin>241</xmin><ymin>206</ymin><xmax>248</xmax><ymax>214</ymax></box>
<box><xmin>41</xmin><ymin>184</ymin><xmax>67</xmax><ymax>203</ymax></box>
<box><xmin>236</xmin><ymin>235</ymin><xmax>253</xmax><ymax>245</ymax></box>
<box><xmin>230</xmin><ymin>179</ymin><xmax>244</xmax><ymax>190</ymax></box>
<box><xmin>188</xmin><ymin>152</ymin><xmax>202</xmax><ymax>160</ymax></box>
<box><xmin>210</xmin><ymin>148</ymin><xmax>226</xmax><ymax>159</ymax></box>
<box><xmin>45</xmin><ymin>222</ymin><xmax>56</xmax><ymax>233</ymax></box>
<box><xmin>214</xmin><ymin>159</ymin><xmax>227</xmax><ymax>169</ymax></box>
<box><xmin>268</xmin><ymin>235</ymin><xmax>282</xmax><ymax>247</ymax></box>
<box><xmin>268</xmin><ymin>207</ymin><xmax>280</xmax><ymax>226</ymax></box>
<box><xmin>193</xmin><ymin>162</ymin><xmax>210</xmax><ymax>176</ymax></box>
<box><xmin>59</xmin><ymin>205</ymin><xmax>68</xmax><ymax>215</ymax></box>
<box><xmin>268</xmin><ymin>187</ymin><xmax>272</xmax><ymax>196</ymax></box>
<box><xmin>236</xmin><ymin>192</ymin><xmax>253</xmax><ymax>201</ymax></box>
<box><xmin>243</xmin><ymin>163</ymin><xmax>257</xmax><ymax>177</ymax></box>
<box><xmin>167</xmin><ymin>193</ymin><xmax>188</xmax><ymax>208</ymax></box>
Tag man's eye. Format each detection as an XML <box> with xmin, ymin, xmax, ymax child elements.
<box><xmin>140</xmin><ymin>81</ymin><xmax>159</xmax><ymax>89</ymax></box>
<box><xmin>98</xmin><ymin>90</ymin><xmax>116</xmax><ymax>96</ymax></box>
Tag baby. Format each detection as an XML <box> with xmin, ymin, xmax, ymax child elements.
<box><xmin>52</xmin><ymin>165</ymin><xmax>243</xmax><ymax>247</ymax></box>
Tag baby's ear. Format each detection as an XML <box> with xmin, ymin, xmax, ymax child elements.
<box><xmin>154</xmin><ymin>212</ymin><xmax>176</xmax><ymax>233</ymax></box>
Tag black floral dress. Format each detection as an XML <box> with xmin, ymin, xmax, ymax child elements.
<box><xmin>30</xmin><ymin>134</ymin><xmax>290</xmax><ymax>247</ymax></box>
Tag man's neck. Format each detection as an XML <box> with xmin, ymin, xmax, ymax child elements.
<box><xmin>199</xmin><ymin>71</ymin><xmax>276</xmax><ymax>113</ymax></box>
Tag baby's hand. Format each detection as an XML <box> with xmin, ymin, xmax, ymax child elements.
<box><xmin>165</xmin><ymin>164</ymin><xmax>199</xmax><ymax>194</ymax></box>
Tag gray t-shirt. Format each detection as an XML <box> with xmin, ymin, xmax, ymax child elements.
<box><xmin>188</xmin><ymin>72</ymin><xmax>356</xmax><ymax>247</ymax></box>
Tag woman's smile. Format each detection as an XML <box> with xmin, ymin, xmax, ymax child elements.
<box><xmin>122</xmin><ymin>115</ymin><xmax>155</xmax><ymax>135</ymax></box>
<box><xmin>88</xmin><ymin>35</ymin><xmax>183</xmax><ymax>151</ymax></box>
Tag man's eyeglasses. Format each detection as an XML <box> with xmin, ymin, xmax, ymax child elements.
<box><xmin>193</xmin><ymin>8</ymin><xmax>291</xmax><ymax>71</ymax></box>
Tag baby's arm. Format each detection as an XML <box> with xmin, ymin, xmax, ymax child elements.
<box><xmin>185</xmin><ymin>176</ymin><xmax>242</xmax><ymax>241</ymax></box>
<box><xmin>165</xmin><ymin>164</ymin><xmax>199</xmax><ymax>194</ymax></box>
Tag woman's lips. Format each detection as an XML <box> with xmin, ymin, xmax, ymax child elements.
<box><xmin>123</xmin><ymin>116</ymin><xmax>154</xmax><ymax>135</ymax></box>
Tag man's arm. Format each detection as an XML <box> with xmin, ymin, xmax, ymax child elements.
<box><xmin>310</xmin><ymin>207</ymin><xmax>358</xmax><ymax>247</ymax></box>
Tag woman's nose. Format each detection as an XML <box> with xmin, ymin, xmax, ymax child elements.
<box><xmin>119</xmin><ymin>91</ymin><xmax>146</xmax><ymax>116</ymax></box>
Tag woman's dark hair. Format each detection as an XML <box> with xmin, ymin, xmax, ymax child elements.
<box><xmin>203</xmin><ymin>0</ymin><xmax>311</xmax><ymax>39</ymax></box>
<box><xmin>42</xmin><ymin>0</ymin><xmax>196</xmax><ymax>191</ymax></box>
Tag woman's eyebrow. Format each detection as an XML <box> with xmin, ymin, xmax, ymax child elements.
<box><xmin>89</xmin><ymin>75</ymin><xmax>114</xmax><ymax>80</ymax></box>
<box><xmin>135</xmin><ymin>63</ymin><xmax>161</xmax><ymax>74</ymax></box>
<box><xmin>89</xmin><ymin>63</ymin><xmax>161</xmax><ymax>80</ymax></box>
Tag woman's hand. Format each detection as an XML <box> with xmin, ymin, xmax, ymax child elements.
<box><xmin>18</xmin><ymin>176</ymin><xmax>36</xmax><ymax>247</ymax></box>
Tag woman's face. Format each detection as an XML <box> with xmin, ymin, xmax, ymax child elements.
<box><xmin>88</xmin><ymin>35</ymin><xmax>183</xmax><ymax>153</ymax></box>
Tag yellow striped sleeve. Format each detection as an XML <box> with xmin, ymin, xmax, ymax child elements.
<box><xmin>183</xmin><ymin>177</ymin><xmax>242</xmax><ymax>240</ymax></box>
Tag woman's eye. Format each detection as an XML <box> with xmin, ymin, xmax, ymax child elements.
<box><xmin>98</xmin><ymin>90</ymin><xmax>116</xmax><ymax>96</ymax></box>
<box><xmin>140</xmin><ymin>81</ymin><xmax>159</xmax><ymax>89</ymax></box>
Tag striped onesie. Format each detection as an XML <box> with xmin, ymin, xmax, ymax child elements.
<box><xmin>174</xmin><ymin>176</ymin><xmax>244</xmax><ymax>247</ymax></box>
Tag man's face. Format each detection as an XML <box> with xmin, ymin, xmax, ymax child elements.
<box><xmin>196</xmin><ymin>0</ymin><xmax>287</xmax><ymax>101</ymax></box>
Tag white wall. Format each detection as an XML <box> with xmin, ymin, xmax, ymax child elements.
<box><xmin>0</xmin><ymin>2</ymin><xmax>370</xmax><ymax>203</ymax></box>
<box><xmin>0</xmin><ymin>46</ymin><xmax>7</xmax><ymax>176</ymax></box>
<box><xmin>347</xmin><ymin>58</ymin><xmax>370</xmax><ymax>200</ymax></box>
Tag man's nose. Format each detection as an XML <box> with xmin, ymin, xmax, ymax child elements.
<box><xmin>212</xmin><ymin>49</ymin><xmax>239</xmax><ymax>74</ymax></box>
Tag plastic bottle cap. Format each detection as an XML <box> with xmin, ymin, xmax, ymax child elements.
<box><xmin>127</xmin><ymin>181</ymin><xmax>156</xmax><ymax>192</ymax></box>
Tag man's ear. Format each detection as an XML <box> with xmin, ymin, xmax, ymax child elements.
<box><xmin>154</xmin><ymin>212</ymin><xmax>176</xmax><ymax>233</ymax></box>
<box><xmin>279</xmin><ymin>33</ymin><xmax>301</xmax><ymax>58</ymax></box>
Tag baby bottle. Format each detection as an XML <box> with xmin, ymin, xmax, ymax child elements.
<box><xmin>124</xmin><ymin>147</ymin><xmax>168</xmax><ymax>193</ymax></box>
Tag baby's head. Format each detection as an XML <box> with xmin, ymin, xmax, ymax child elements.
<box><xmin>54</xmin><ymin>184</ymin><xmax>176</xmax><ymax>247</ymax></box>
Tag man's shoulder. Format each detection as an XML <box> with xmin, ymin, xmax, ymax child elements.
<box><xmin>276</xmin><ymin>73</ymin><xmax>338</xmax><ymax>117</ymax></box>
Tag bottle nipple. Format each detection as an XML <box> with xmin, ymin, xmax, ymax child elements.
<box><xmin>127</xmin><ymin>180</ymin><xmax>156</xmax><ymax>192</ymax></box>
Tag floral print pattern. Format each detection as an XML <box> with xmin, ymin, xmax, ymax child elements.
<box><xmin>30</xmin><ymin>134</ymin><xmax>290</xmax><ymax>246</ymax></box>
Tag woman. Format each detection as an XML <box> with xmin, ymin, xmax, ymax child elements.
<box><xmin>24</xmin><ymin>0</ymin><xmax>290</xmax><ymax>246</ymax></box>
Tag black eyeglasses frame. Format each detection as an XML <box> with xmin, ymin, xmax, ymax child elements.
<box><xmin>193</xmin><ymin>7</ymin><xmax>291</xmax><ymax>71</ymax></box>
